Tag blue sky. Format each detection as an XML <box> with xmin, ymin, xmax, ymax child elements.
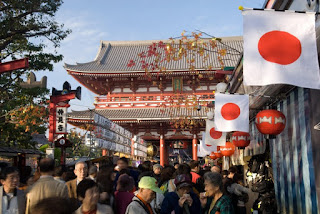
<box><xmin>37</xmin><ymin>0</ymin><xmax>266</xmax><ymax>111</ymax></box>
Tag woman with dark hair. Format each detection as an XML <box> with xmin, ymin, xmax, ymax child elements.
<box><xmin>159</xmin><ymin>165</ymin><xmax>175</xmax><ymax>187</ymax></box>
<box><xmin>114</xmin><ymin>174</ymin><xmax>135</xmax><ymax>214</ymax></box>
<box><xmin>96</xmin><ymin>166</ymin><xmax>117</xmax><ymax>206</ymax></box>
<box><xmin>200</xmin><ymin>172</ymin><xmax>234</xmax><ymax>214</ymax></box>
<box><xmin>75</xmin><ymin>179</ymin><xmax>113</xmax><ymax>214</ymax></box>
<box><xmin>227</xmin><ymin>174</ymin><xmax>249</xmax><ymax>214</ymax></box>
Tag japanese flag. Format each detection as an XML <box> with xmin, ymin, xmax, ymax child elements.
<box><xmin>215</xmin><ymin>93</ymin><xmax>249</xmax><ymax>132</ymax></box>
<box><xmin>198</xmin><ymin>139</ymin><xmax>207</xmax><ymax>157</ymax></box>
<box><xmin>200</xmin><ymin>132</ymin><xmax>216</xmax><ymax>154</ymax></box>
<box><xmin>242</xmin><ymin>10</ymin><xmax>320</xmax><ymax>89</ymax></box>
<box><xmin>205</xmin><ymin>119</ymin><xmax>226</xmax><ymax>147</ymax></box>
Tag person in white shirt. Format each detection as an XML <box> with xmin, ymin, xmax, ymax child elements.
<box><xmin>0</xmin><ymin>167</ymin><xmax>26</xmax><ymax>214</ymax></box>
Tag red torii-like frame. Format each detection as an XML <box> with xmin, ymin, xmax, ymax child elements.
<box><xmin>0</xmin><ymin>58</ymin><xmax>29</xmax><ymax>74</ymax></box>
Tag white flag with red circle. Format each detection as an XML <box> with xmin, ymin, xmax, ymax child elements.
<box><xmin>242</xmin><ymin>10</ymin><xmax>320</xmax><ymax>89</ymax></box>
<box><xmin>205</xmin><ymin>119</ymin><xmax>226</xmax><ymax>147</ymax></box>
<box><xmin>215</xmin><ymin>93</ymin><xmax>249</xmax><ymax>132</ymax></box>
<box><xmin>200</xmin><ymin>131</ymin><xmax>216</xmax><ymax>155</ymax></box>
<box><xmin>198</xmin><ymin>138</ymin><xmax>207</xmax><ymax>157</ymax></box>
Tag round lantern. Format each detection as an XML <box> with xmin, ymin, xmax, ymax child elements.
<box><xmin>255</xmin><ymin>110</ymin><xmax>286</xmax><ymax>135</ymax></box>
<box><xmin>232</xmin><ymin>132</ymin><xmax>250</xmax><ymax>149</ymax></box>
<box><xmin>213</xmin><ymin>146</ymin><xmax>223</xmax><ymax>158</ymax></box>
<box><xmin>209</xmin><ymin>152</ymin><xmax>217</xmax><ymax>160</ymax></box>
<box><xmin>220</xmin><ymin>142</ymin><xmax>236</xmax><ymax>157</ymax></box>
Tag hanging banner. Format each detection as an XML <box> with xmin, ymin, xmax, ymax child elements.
<box><xmin>55</xmin><ymin>107</ymin><xmax>67</xmax><ymax>134</ymax></box>
<box><xmin>205</xmin><ymin>119</ymin><xmax>226</xmax><ymax>146</ymax></box>
<box><xmin>215</xmin><ymin>93</ymin><xmax>249</xmax><ymax>132</ymax></box>
<box><xmin>242</xmin><ymin>10</ymin><xmax>320</xmax><ymax>89</ymax></box>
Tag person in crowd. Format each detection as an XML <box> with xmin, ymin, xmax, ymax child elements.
<box><xmin>115</xmin><ymin>174</ymin><xmax>135</xmax><ymax>214</ymax></box>
<box><xmin>189</xmin><ymin>160</ymin><xmax>201</xmax><ymax>184</ymax></box>
<box><xmin>158</xmin><ymin>166</ymin><xmax>175</xmax><ymax>194</ymax></box>
<box><xmin>211</xmin><ymin>165</ymin><xmax>221</xmax><ymax>174</ymax></box>
<box><xmin>136</xmin><ymin>172</ymin><xmax>164</xmax><ymax>213</ymax></box>
<box><xmin>54</xmin><ymin>165</ymin><xmax>66</xmax><ymax>183</ymax></box>
<box><xmin>115</xmin><ymin>157</ymin><xmax>139</xmax><ymax>187</ymax></box>
<box><xmin>228</xmin><ymin>167</ymin><xmax>237</xmax><ymax>180</ymax></box>
<box><xmin>66</xmin><ymin>161</ymin><xmax>88</xmax><ymax>199</ymax></box>
<box><xmin>223</xmin><ymin>166</ymin><xmax>238</xmax><ymax>195</ymax></box>
<box><xmin>0</xmin><ymin>167</ymin><xmax>26</xmax><ymax>214</ymax></box>
<box><xmin>31</xmin><ymin>197</ymin><xmax>73</xmax><ymax>214</ymax></box>
<box><xmin>152</xmin><ymin>164</ymin><xmax>162</xmax><ymax>183</ymax></box>
<box><xmin>96</xmin><ymin>166</ymin><xmax>117</xmax><ymax>206</ymax></box>
<box><xmin>168</xmin><ymin>164</ymin><xmax>191</xmax><ymax>193</ymax></box>
<box><xmin>221</xmin><ymin>170</ymin><xmax>229</xmax><ymax>179</ymax></box>
<box><xmin>125</xmin><ymin>176</ymin><xmax>162</xmax><ymax>214</ymax></box>
<box><xmin>227</xmin><ymin>174</ymin><xmax>249</xmax><ymax>214</ymax></box>
<box><xmin>138</xmin><ymin>161</ymin><xmax>152</xmax><ymax>173</ymax></box>
<box><xmin>160</xmin><ymin>174</ymin><xmax>201</xmax><ymax>214</ymax></box>
<box><xmin>88</xmin><ymin>165</ymin><xmax>98</xmax><ymax>182</ymax></box>
<box><xmin>74</xmin><ymin>179</ymin><xmax>113</xmax><ymax>214</ymax></box>
<box><xmin>200</xmin><ymin>172</ymin><xmax>234</xmax><ymax>214</ymax></box>
<box><xmin>173</xmin><ymin>162</ymin><xmax>179</xmax><ymax>170</ymax></box>
<box><xmin>26</xmin><ymin>158</ymin><xmax>68</xmax><ymax>214</ymax></box>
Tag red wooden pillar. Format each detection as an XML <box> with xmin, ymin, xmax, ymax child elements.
<box><xmin>160</xmin><ymin>135</ymin><xmax>165</xmax><ymax>166</ymax></box>
<box><xmin>102</xmin><ymin>149</ymin><xmax>107</xmax><ymax>156</ymax></box>
<box><xmin>192</xmin><ymin>134</ymin><xmax>198</xmax><ymax>161</ymax></box>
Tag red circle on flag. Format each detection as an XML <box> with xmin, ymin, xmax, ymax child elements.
<box><xmin>221</xmin><ymin>103</ymin><xmax>240</xmax><ymax>120</ymax></box>
<box><xmin>210</xmin><ymin>127</ymin><xmax>222</xmax><ymax>139</ymax></box>
<box><xmin>258</xmin><ymin>31</ymin><xmax>301</xmax><ymax>65</ymax></box>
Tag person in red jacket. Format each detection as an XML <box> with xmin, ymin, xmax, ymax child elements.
<box><xmin>189</xmin><ymin>160</ymin><xmax>200</xmax><ymax>184</ymax></box>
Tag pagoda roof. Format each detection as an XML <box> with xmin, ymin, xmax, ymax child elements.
<box><xmin>68</xmin><ymin>107</ymin><xmax>208</xmax><ymax>122</ymax></box>
<box><xmin>64</xmin><ymin>37</ymin><xmax>243</xmax><ymax>74</ymax></box>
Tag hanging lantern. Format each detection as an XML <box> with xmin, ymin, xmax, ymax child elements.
<box><xmin>209</xmin><ymin>152</ymin><xmax>217</xmax><ymax>160</ymax></box>
<box><xmin>220</xmin><ymin>142</ymin><xmax>235</xmax><ymax>157</ymax></box>
<box><xmin>255</xmin><ymin>110</ymin><xmax>286</xmax><ymax>135</ymax></box>
<box><xmin>232</xmin><ymin>132</ymin><xmax>250</xmax><ymax>149</ymax></box>
<box><xmin>213</xmin><ymin>146</ymin><xmax>223</xmax><ymax>158</ymax></box>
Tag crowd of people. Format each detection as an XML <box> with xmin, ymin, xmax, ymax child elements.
<box><xmin>0</xmin><ymin>157</ymin><xmax>250</xmax><ymax>214</ymax></box>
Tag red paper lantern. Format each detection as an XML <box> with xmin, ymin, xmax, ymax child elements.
<box><xmin>232</xmin><ymin>132</ymin><xmax>250</xmax><ymax>149</ymax></box>
<box><xmin>220</xmin><ymin>142</ymin><xmax>235</xmax><ymax>157</ymax></box>
<box><xmin>209</xmin><ymin>152</ymin><xmax>217</xmax><ymax>160</ymax></box>
<box><xmin>255</xmin><ymin>110</ymin><xmax>286</xmax><ymax>135</ymax></box>
<box><xmin>213</xmin><ymin>146</ymin><xmax>223</xmax><ymax>158</ymax></box>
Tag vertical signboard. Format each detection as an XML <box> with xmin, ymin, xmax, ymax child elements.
<box><xmin>55</xmin><ymin>107</ymin><xmax>67</xmax><ymax>134</ymax></box>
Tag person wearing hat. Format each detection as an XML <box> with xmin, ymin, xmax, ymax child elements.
<box><xmin>125</xmin><ymin>176</ymin><xmax>162</xmax><ymax>214</ymax></box>
<box><xmin>152</xmin><ymin>164</ymin><xmax>162</xmax><ymax>183</ymax></box>
<box><xmin>160</xmin><ymin>174</ymin><xmax>201</xmax><ymax>214</ymax></box>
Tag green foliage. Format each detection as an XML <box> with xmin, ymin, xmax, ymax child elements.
<box><xmin>0</xmin><ymin>0</ymin><xmax>70</xmax><ymax>148</ymax></box>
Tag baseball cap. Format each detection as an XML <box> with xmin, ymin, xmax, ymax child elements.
<box><xmin>174</xmin><ymin>174</ymin><xmax>193</xmax><ymax>189</ymax></box>
<box><xmin>138</xmin><ymin>176</ymin><xmax>162</xmax><ymax>193</ymax></box>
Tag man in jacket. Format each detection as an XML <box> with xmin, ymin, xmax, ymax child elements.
<box><xmin>0</xmin><ymin>167</ymin><xmax>25</xmax><ymax>214</ymax></box>
<box><xmin>26</xmin><ymin>158</ymin><xmax>68</xmax><ymax>214</ymax></box>
<box><xmin>126</xmin><ymin>176</ymin><xmax>162</xmax><ymax>214</ymax></box>
<box><xmin>66</xmin><ymin>161</ymin><xmax>88</xmax><ymax>199</ymax></box>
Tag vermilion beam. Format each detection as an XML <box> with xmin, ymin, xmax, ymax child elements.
<box><xmin>0</xmin><ymin>58</ymin><xmax>29</xmax><ymax>74</ymax></box>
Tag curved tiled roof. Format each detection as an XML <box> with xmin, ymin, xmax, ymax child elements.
<box><xmin>68</xmin><ymin>107</ymin><xmax>208</xmax><ymax>121</ymax></box>
<box><xmin>64</xmin><ymin>37</ymin><xmax>243</xmax><ymax>73</ymax></box>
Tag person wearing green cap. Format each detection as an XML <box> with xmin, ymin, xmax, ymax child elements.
<box><xmin>125</xmin><ymin>176</ymin><xmax>162</xmax><ymax>214</ymax></box>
